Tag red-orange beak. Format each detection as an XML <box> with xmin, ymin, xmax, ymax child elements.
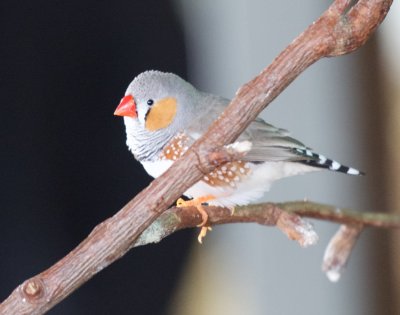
<box><xmin>114</xmin><ymin>95</ymin><xmax>137</xmax><ymax>118</ymax></box>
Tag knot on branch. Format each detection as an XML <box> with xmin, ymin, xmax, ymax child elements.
<box><xmin>276</xmin><ymin>210</ymin><xmax>319</xmax><ymax>247</ymax></box>
<box><xmin>21</xmin><ymin>278</ymin><xmax>45</xmax><ymax>302</ymax></box>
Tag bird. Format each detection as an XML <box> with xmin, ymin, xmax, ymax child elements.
<box><xmin>114</xmin><ymin>70</ymin><xmax>363</xmax><ymax>243</ymax></box>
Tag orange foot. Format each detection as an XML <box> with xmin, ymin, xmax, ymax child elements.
<box><xmin>177</xmin><ymin>195</ymin><xmax>215</xmax><ymax>244</ymax></box>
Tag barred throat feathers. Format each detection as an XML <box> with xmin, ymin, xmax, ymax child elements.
<box><xmin>124</xmin><ymin>116</ymin><xmax>175</xmax><ymax>161</ymax></box>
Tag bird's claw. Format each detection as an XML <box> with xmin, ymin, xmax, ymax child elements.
<box><xmin>176</xmin><ymin>196</ymin><xmax>215</xmax><ymax>243</ymax></box>
<box><xmin>198</xmin><ymin>226</ymin><xmax>212</xmax><ymax>244</ymax></box>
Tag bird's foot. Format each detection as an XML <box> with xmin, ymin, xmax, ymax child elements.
<box><xmin>177</xmin><ymin>195</ymin><xmax>215</xmax><ymax>243</ymax></box>
<box><xmin>198</xmin><ymin>226</ymin><xmax>212</xmax><ymax>244</ymax></box>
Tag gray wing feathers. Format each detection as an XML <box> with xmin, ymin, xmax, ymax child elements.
<box><xmin>186</xmin><ymin>93</ymin><xmax>314</xmax><ymax>163</ymax></box>
<box><xmin>240</xmin><ymin>119</ymin><xmax>314</xmax><ymax>162</ymax></box>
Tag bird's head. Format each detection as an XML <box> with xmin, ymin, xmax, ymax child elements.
<box><xmin>114</xmin><ymin>70</ymin><xmax>201</xmax><ymax>161</ymax></box>
<box><xmin>114</xmin><ymin>70</ymin><xmax>196</xmax><ymax>132</ymax></box>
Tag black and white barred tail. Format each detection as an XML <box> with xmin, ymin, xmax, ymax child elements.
<box><xmin>294</xmin><ymin>148</ymin><xmax>364</xmax><ymax>176</ymax></box>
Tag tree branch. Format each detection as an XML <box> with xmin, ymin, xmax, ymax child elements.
<box><xmin>0</xmin><ymin>0</ymin><xmax>393</xmax><ymax>314</ymax></box>
<box><xmin>135</xmin><ymin>201</ymin><xmax>400</xmax><ymax>249</ymax></box>
<box><xmin>134</xmin><ymin>201</ymin><xmax>399</xmax><ymax>282</ymax></box>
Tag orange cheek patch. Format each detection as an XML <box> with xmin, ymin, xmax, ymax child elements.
<box><xmin>145</xmin><ymin>97</ymin><xmax>177</xmax><ymax>131</ymax></box>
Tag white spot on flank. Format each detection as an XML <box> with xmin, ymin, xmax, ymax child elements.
<box><xmin>204</xmin><ymin>176</ymin><xmax>209</xmax><ymax>181</ymax></box>
<box><xmin>239</xmin><ymin>168</ymin><xmax>245</xmax><ymax>174</ymax></box>
<box><xmin>231</xmin><ymin>166</ymin><xmax>237</xmax><ymax>171</ymax></box>
<box><xmin>221</xmin><ymin>166</ymin><xmax>227</xmax><ymax>172</ymax></box>
<box><xmin>234</xmin><ymin>176</ymin><xmax>240</xmax><ymax>181</ymax></box>
<box><xmin>218</xmin><ymin>175</ymin><xmax>224</xmax><ymax>180</ymax></box>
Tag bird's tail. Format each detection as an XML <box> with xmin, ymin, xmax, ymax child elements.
<box><xmin>293</xmin><ymin>148</ymin><xmax>365</xmax><ymax>176</ymax></box>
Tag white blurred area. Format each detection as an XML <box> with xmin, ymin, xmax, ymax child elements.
<box><xmin>170</xmin><ymin>1</ymin><xmax>398</xmax><ymax>314</ymax></box>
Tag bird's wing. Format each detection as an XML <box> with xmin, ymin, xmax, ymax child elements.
<box><xmin>185</xmin><ymin>94</ymin><xmax>316</xmax><ymax>163</ymax></box>
<box><xmin>239</xmin><ymin>118</ymin><xmax>317</xmax><ymax>162</ymax></box>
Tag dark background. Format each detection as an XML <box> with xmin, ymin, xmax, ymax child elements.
<box><xmin>0</xmin><ymin>1</ymin><xmax>193</xmax><ymax>314</ymax></box>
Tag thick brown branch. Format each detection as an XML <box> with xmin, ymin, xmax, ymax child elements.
<box><xmin>0</xmin><ymin>0</ymin><xmax>393</xmax><ymax>314</ymax></box>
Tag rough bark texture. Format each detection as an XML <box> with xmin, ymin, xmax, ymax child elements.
<box><xmin>0</xmin><ymin>0</ymin><xmax>394</xmax><ymax>314</ymax></box>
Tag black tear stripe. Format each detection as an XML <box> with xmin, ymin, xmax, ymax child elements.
<box><xmin>144</xmin><ymin>107</ymin><xmax>150</xmax><ymax>122</ymax></box>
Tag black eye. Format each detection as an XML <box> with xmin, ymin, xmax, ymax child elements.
<box><xmin>147</xmin><ymin>99</ymin><xmax>154</xmax><ymax>106</ymax></box>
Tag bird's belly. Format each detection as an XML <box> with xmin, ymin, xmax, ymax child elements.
<box><xmin>185</xmin><ymin>161</ymin><xmax>317</xmax><ymax>208</ymax></box>
<box><xmin>142</xmin><ymin>160</ymin><xmax>317</xmax><ymax>208</ymax></box>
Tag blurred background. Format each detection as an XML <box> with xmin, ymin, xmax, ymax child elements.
<box><xmin>0</xmin><ymin>1</ymin><xmax>399</xmax><ymax>314</ymax></box>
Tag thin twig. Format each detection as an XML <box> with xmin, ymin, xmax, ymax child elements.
<box><xmin>279</xmin><ymin>201</ymin><xmax>400</xmax><ymax>228</ymax></box>
<box><xmin>322</xmin><ymin>223</ymin><xmax>364</xmax><ymax>282</ymax></box>
<box><xmin>135</xmin><ymin>201</ymin><xmax>400</xmax><ymax>248</ymax></box>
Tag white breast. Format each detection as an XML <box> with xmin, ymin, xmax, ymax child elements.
<box><xmin>141</xmin><ymin>160</ymin><xmax>174</xmax><ymax>178</ymax></box>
